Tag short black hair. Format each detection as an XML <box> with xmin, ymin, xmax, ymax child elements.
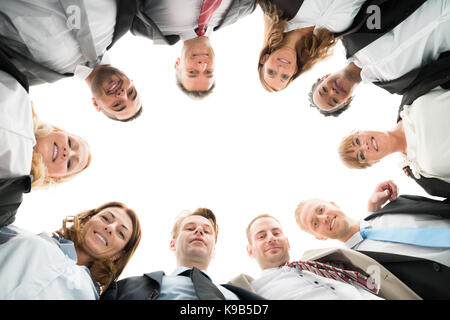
<box><xmin>308</xmin><ymin>78</ymin><xmax>352</xmax><ymax>117</ymax></box>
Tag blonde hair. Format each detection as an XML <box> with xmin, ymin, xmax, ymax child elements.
<box><xmin>171</xmin><ymin>208</ymin><xmax>219</xmax><ymax>243</ymax></box>
<box><xmin>338</xmin><ymin>131</ymin><xmax>372</xmax><ymax>169</ymax></box>
<box><xmin>246</xmin><ymin>214</ymin><xmax>280</xmax><ymax>245</ymax></box>
<box><xmin>257</xmin><ymin>2</ymin><xmax>338</xmax><ymax>92</ymax></box>
<box><xmin>55</xmin><ymin>202</ymin><xmax>142</xmax><ymax>294</ymax></box>
<box><xmin>294</xmin><ymin>201</ymin><xmax>308</xmax><ymax>231</ymax></box>
<box><xmin>31</xmin><ymin>108</ymin><xmax>91</xmax><ymax>188</ymax></box>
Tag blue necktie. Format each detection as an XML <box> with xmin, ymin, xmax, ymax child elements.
<box><xmin>360</xmin><ymin>227</ymin><xmax>450</xmax><ymax>248</ymax></box>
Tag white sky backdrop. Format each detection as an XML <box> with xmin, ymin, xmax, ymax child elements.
<box><xmin>15</xmin><ymin>8</ymin><xmax>438</xmax><ymax>284</ymax></box>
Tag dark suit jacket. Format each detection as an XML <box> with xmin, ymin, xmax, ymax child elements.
<box><xmin>109</xmin><ymin>0</ymin><xmax>257</xmax><ymax>49</ymax></box>
<box><xmin>360</xmin><ymin>194</ymin><xmax>450</xmax><ymax>299</ymax></box>
<box><xmin>101</xmin><ymin>270</ymin><xmax>265</xmax><ymax>300</ymax></box>
<box><xmin>0</xmin><ymin>175</ymin><xmax>32</xmax><ymax>229</ymax></box>
<box><xmin>0</xmin><ymin>47</ymin><xmax>29</xmax><ymax>92</ymax></box>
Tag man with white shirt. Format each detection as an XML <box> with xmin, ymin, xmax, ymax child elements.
<box><xmin>101</xmin><ymin>208</ymin><xmax>263</xmax><ymax>300</ymax></box>
<box><xmin>294</xmin><ymin>180</ymin><xmax>450</xmax><ymax>299</ymax></box>
<box><xmin>0</xmin><ymin>0</ymin><xmax>142</xmax><ymax>122</ymax></box>
<box><xmin>240</xmin><ymin>214</ymin><xmax>385</xmax><ymax>300</ymax></box>
<box><xmin>309</xmin><ymin>0</ymin><xmax>450</xmax><ymax>115</ymax></box>
<box><xmin>128</xmin><ymin>0</ymin><xmax>256</xmax><ymax>98</ymax></box>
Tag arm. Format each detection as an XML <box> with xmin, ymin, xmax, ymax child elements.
<box><xmin>367</xmin><ymin>180</ymin><xmax>399</xmax><ymax>212</ymax></box>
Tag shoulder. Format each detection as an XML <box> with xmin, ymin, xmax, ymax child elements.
<box><xmin>101</xmin><ymin>273</ymin><xmax>160</xmax><ymax>300</ymax></box>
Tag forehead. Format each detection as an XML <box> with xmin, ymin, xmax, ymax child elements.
<box><xmin>180</xmin><ymin>75</ymin><xmax>213</xmax><ymax>92</ymax></box>
<box><xmin>250</xmin><ymin>217</ymin><xmax>281</xmax><ymax>236</ymax></box>
<box><xmin>181</xmin><ymin>215</ymin><xmax>213</xmax><ymax>228</ymax></box>
<box><xmin>312</xmin><ymin>83</ymin><xmax>334</xmax><ymax>111</ymax></box>
<box><xmin>73</xmin><ymin>136</ymin><xmax>90</xmax><ymax>173</ymax></box>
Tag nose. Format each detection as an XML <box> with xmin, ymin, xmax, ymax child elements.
<box><xmin>104</xmin><ymin>225</ymin><xmax>113</xmax><ymax>236</ymax></box>
<box><xmin>62</xmin><ymin>146</ymin><xmax>74</xmax><ymax>159</ymax></box>
<box><xmin>194</xmin><ymin>226</ymin><xmax>205</xmax><ymax>235</ymax></box>
<box><xmin>318</xmin><ymin>214</ymin><xmax>330</xmax><ymax>224</ymax></box>
<box><xmin>197</xmin><ymin>61</ymin><xmax>207</xmax><ymax>71</ymax></box>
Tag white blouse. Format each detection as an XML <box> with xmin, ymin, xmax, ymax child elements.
<box><xmin>285</xmin><ymin>0</ymin><xmax>367</xmax><ymax>33</ymax></box>
<box><xmin>400</xmin><ymin>86</ymin><xmax>450</xmax><ymax>183</ymax></box>
<box><xmin>0</xmin><ymin>71</ymin><xmax>35</xmax><ymax>179</ymax></box>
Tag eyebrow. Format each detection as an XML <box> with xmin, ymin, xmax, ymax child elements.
<box><xmin>109</xmin><ymin>211</ymin><xmax>130</xmax><ymax>231</ymax></box>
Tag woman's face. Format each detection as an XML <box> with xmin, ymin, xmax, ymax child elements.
<box><xmin>351</xmin><ymin>131</ymin><xmax>391</xmax><ymax>164</ymax></box>
<box><xmin>80</xmin><ymin>206</ymin><xmax>134</xmax><ymax>261</ymax></box>
<box><xmin>34</xmin><ymin>131</ymin><xmax>90</xmax><ymax>179</ymax></box>
<box><xmin>261</xmin><ymin>47</ymin><xmax>298</xmax><ymax>91</ymax></box>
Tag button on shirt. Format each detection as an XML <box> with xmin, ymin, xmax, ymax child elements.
<box><xmin>285</xmin><ymin>0</ymin><xmax>367</xmax><ymax>33</ymax></box>
<box><xmin>0</xmin><ymin>0</ymin><xmax>116</xmax><ymax>75</ymax></box>
<box><xmin>157</xmin><ymin>266</ymin><xmax>239</xmax><ymax>300</ymax></box>
<box><xmin>0</xmin><ymin>70</ymin><xmax>35</xmax><ymax>179</ymax></box>
<box><xmin>350</xmin><ymin>0</ymin><xmax>450</xmax><ymax>83</ymax></box>
<box><xmin>144</xmin><ymin>0</ymin><xmax>233</xmax><ymax>42</ymax></box>
<box><xmin>346</xmin><ymin>213</ymin><xmax>450</xmax><ymax>268</ymax></box>
<box><xmin>251</xmin><ymin>266</ymin><xmax>382</xmax><ymax>300</ymax></box>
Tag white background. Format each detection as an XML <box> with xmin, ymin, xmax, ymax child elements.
<box><xmin>15</xmin><ymin>8</ymin><xmax>436</xmax><ymax>284</ymax></box>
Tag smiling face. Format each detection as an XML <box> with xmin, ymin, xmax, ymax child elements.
<box><xmin>89</xmin><ymin>65</ymin><xmax>141</xmax><ymax>121</ymax></box>
<box><xmin>170</xmin><ymin>214</ymin><xmax>216</xmax><ymax>270</ymax></box>
<box><xmin>175</xmin><ymin>37</ymin><xmax>215</xmax><ymax>92</ymax></box>
<box><xmin>247</xmin><ymin>217</ymin><xmax>290</xmax><ymax>270</ymax></box>
<box><xmin>312</xmin><ymin>73</ymin><xmax>357</xmax><ymax>111</ymax></box>
<box><xmin>350</xmin><ymin>131</ymin><xmax>391</xmax><ymax>164</ymax></box>
<box><xmin>295</xmin><ymin>199</ymin><xmax>352</xmax><ymax>241</ymax></box>
<box><xmin>34</xmin><ymin>130</ymin><xmax>90</xmax><ymax>179</ymax></box>
<box><xmin>79</xmin><ymin>206</ymin><xmax>134</xmax><ymax>262</ymax></box>
<box><xmin>260</xmin><ymin>47</ymin><xmax>298</xmax><ymax>91</ymax></box>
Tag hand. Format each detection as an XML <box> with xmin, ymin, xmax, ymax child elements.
<box><xmin>367</xmin><ymin>180</ymin><xmax>398</xmax><ymax>212</ymax></box>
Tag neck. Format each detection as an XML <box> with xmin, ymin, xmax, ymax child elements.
<box><xmin>75</xmin><ymin>247</ymin><xmax>93</xmax><ymax>268</ymax></box>
<box><xmin>337</xmin><ymin>218</ymin><xmax>360</xmax><ymax>243</ymax></box>
<box><xmin>179</xmin><ymin>260</ymin><xmax>209</xmax><ymax>271</ymax></box>
<box><xmin>85</xmin><ymin>65</ymin><xmax>103</xmax><ymax>87</ymax></box>
<box><xmin>284</xmin><ymin>26</ymin><xmax>314</xmax><ymax>49</ymax></box>
<box><xmin>387</xmin><ymin>121</ymin><xmax>407</xmax><ymax>154</ymax></box>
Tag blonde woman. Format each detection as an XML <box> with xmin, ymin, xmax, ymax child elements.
<box><xmin>338</xmin><ymin>86</ymin><xmax>450</xmax><ymax>198</ymax></box>
<box><xmin>0</xmin><ymin>201</ymin><xmax>142</xmax><ymax>299</ymax></box>
<box><xmin>0</xmin><ymin>69</ymin><xmax>91</xmax><ymax>189</ymax></box>
<box><xmin>257</xmin><ymin>0</ymin><xmax>366</xmax><ymax>92</ymax></box>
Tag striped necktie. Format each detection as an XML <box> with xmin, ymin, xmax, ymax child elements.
<box><xmin>195</xmin><ymin>0</ymin><xmax>223</xmax><ymax>37</ymax></box>
<box><xmin>285</xmin><ymin>260</ymin><xmax>379</xmax><ymax>294</ymax></box>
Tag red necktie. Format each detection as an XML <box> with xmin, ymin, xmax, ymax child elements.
<box><xmin>195</xmin><ymin>0</ymin><xmax>223</xmax><ymax>37</ymax></box>
<box><xmin>285</xmin><ymin>260</ymin><xmax>379</xmax><ymax>295</ymax></box>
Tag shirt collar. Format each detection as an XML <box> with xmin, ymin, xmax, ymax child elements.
<box><xmin>172</xmin><ymin>266</ymin><xmax>212</xmax><ymax>281</ymax></box>
<box><xmin>344</xmin><ymin>220</ymin><xmax>371</xmax><ymax>249</ymax></box>
<box><xmin>74</xmin><ymin>54</ymin><xmax>111</xmax><ymax>80</ymax></box>
<box><xmin>51</xmin><ymin>234</ymin><xmax>78</xmax><ymax>262</ymax></box>
<box><xmin>180</xmin><ymin>27</ymin><xmax>213</xmax><ymax>42</ymax></box>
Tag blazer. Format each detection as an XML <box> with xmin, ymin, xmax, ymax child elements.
<box><xmin>109</xmin><ymin>0</ymin><xmax>257</xmax><ymax>49</ymax></box>
<box><xmin>360</xmin><ymin>194</ymin><xmax>450</xmax><ymax>299</ymax></box>
<box><xmin>0</xmin><ymin>175</ymin><xmax>32</xmax><ymax>229</ymax></box>
<box><xmin>0</xmin><ymin>48</ymin><xmax>29</xmax><ymax>92</ymax></box>
<box><xmin>101</xmin><ymin>270</ymin><xmax>265</xmax><ymax>300</ymax></box>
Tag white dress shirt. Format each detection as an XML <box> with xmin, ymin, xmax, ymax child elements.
<box><xmin>0</xmin><ymin>71</ymin><xmax>35</xmax><ymax>179</ymax></box>
<box><xmin>144</xmin><ymin>0</ymin><xmax>234</xmax><ymax>43</ymax></box>
<box><xmin>0</xmin><ymin>225</ymin><xmax>98</xmax><ymax>300</ymax></box>
<box><xmin>399</xmin><ymin>86</ymin><xmax>450</xmax><ymax>182</ymax></box>
<box><xmin>157</xmin><ymin>266</ymin><xmax>239</xmax><ymax>300</ymax></box>
<box><xmin>0</xmin><ymin>0</ymin><xmax>116</xmax><ymax>75</ymax></box>
<box><xmin>345</xmin><ymin>212</ymin><xmax>450</xmax><ymax>268</ymax></box>
<box><xmin>285</xmin><ymin>0</ymin><xmax>367</xmax><ymax>33</ymax></box>
<box><xmin>251</xmin><ymin>266</ymin><xmax>382</xmax><ymax>300</ymax></box>
<box><xmin>350</xmin><ymin>0</ymin><xmax>450</xmax><ymax>83</ymax></box>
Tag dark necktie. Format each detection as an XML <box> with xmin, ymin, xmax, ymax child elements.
<box><xmin>195</xmin><ymin>0</ymin><xmax>223</xmax><ymax>37</ymax></box>
<box><xmin>285</xmin><ymin>260</ymin><xmax>379</xmax><ymax>294</ymax></box>
<box><xmin>180</xmin><ymin>267</ymin><xmax>226</xmax><ymax>300</ymax></box>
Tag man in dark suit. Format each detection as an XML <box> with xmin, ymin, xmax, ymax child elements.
<box><xmin>101</xmin><ymin>208</ymin><xmax>263</xmax><ymax>300</ymax></box>
<box><xmin>294</xmin><ymin>180</ymin><xmax>450</xmax><ymax>299</ymax></box>
<box><xmin>308</xmin><ymin>0</ymin><xmax>450</xmax><ymax>116</ymax></box>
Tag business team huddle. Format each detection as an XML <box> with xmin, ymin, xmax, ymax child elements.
<box><xmin>0</xmin><ymin>0</ymin><xmax>449</xmax><ymax>300</ymax></box>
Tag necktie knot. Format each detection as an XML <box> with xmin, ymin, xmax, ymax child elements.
<box><xmin>195</xmin><ymin>0</ymin><xmax>223</xmax><ymax>37</ymax></box>
<box><xmin>179</xmin><ymin>267</ymin><xmax>225</xmax><ymax>300</ymax></box>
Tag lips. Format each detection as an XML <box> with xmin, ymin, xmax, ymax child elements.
<box><xmin>278</xmin><ymin>58</ymin><xmax>290</xmax><ymax>64</ymax></box>
<box><xmin>330</xmin><ymin>216</ymin><xmax>336</xmax><ymax>231</ymax></box>
<box><xmin>265</xmin><ymin>246</ymin><xmax>280</xmax><ymax>253</ymax></box>
<box><xmin>94</xmin><ymin>231</ymin><xmax>108</xmax><ymax>246</ymax></box>
<box><xmin>190</xmin><ymin>237</ymin><xmax>205</xmax><ymax>245</ymax></box>
<box><xmin>335</xmin><ymin>81</ymin><xmax>346</xmax><ymax>93</ymax></box>
<box><xmin>107</xmin><ymin>80</ymin><xmax>122</xmax><ymax>95</ymax></box>
<box><xmin>52</xmin><ymin>143</ymin><xmax>58</xmax><ymax>162</ymax></box>
<box><xmin>371</xmin><ymin>137</ymin><xmax>378</xmax><ymax>151</ymax></box>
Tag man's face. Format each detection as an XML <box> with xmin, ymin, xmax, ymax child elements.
<box><xmin>90</xmin><ymin>66</ymin><xmax>141</xmax><ymax>120</ymax></box>
<box><xmin>175</xmin><ymin>37</ymin><xmax>215</xmax><ymax>92</ymax></box>
<box><xmin>170</xmin><ymin>215</ymin><xmax>216</xmax><ymax>268</ymax></box>
<box><xmin>247</xmin><ymin>217</ymin><xmax>290</xmax><ymax>270</ymax></box>
<box><xmin>296</xmin><ymin>199</ymin><xmax>351</xmax><ymax>241</ymax></box>
<box><xmin>312</xmin><ymin>73</ymin><xmax>356</xmax><ymax>111</ymax></box>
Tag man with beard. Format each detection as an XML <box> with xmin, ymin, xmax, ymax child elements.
<box><xmin>0</xmin><ymin>0</ymin><xmax>142</xmax><ymax>122</ymax></box>
<box><xmin>294</xmin><ymin>180</ymin><xmax>450</xmax><ymax>299</ymax></box>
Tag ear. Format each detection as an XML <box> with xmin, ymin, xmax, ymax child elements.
<box><xmin>321</xmin><ymin>73</ymin><xmax>331</xmax><ymax>81</ymax></box>
<box><xmin>174</xmin><ymin>57</ymin><xmax>181</xmax><ymax>70</ymax></box>
<box><xmin>169</xmin><ymin>239</ymin><xmax>176</xmax><ymax>252</ymax></box>
<box><xmin>51</xmin><ymin>177</ymin><xmax>61</xmax><ymax>183</ymax></box>
<box><xmin>246</xmin><ymin>244</ymin><xmax>254</xmax><ymax>258</ymax></box>
<box><xmin>259</xmin><ymin>54</ymin><xmax>269</xmax><ymax>65</ymax></box>
<box><xmin>368</xmin><ymin>159</ymin><xmax>380</xmax><ymax>165</ymax></box>
<box><xmin>344</xmin><ymin>95</ymin><xmax>353</xmax><ymax>105</ymax></box>
<box><xmin>91</xmin><ymin>97</ymin><xmax>101</xmax><ymax>112</ymax></box>
<box><xmin>315</xmin><ymin>235</ymin><xmax>328</xmax><ymax>241</ymax></box>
